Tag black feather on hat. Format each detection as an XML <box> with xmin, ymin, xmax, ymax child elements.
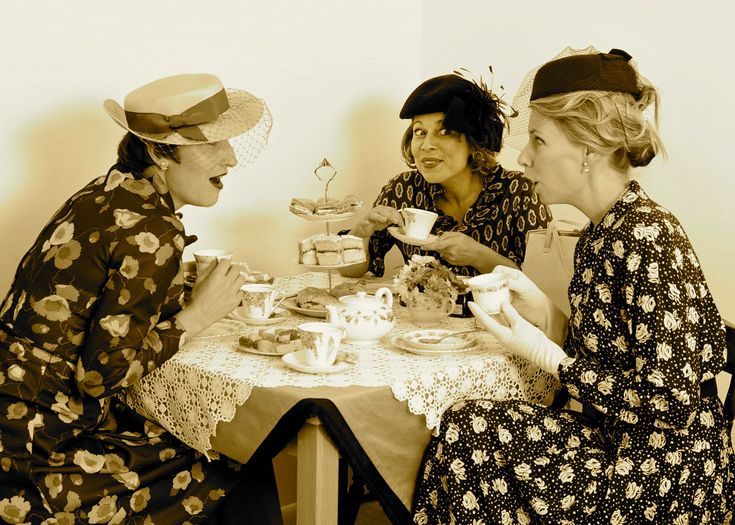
<box><xmin>399</xmin><ymin>71</ymin><xmax>511</xmax><ymax>152</ymax></box>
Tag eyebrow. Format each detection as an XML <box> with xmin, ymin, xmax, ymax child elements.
<box><xmin>412</xmin><ymin>118</ymin><xmax>445</xmax><ymax>127</ymax></box>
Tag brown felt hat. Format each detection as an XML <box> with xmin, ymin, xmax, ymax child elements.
<box><xmin>530</xmin><ymin>49</ymin><xmax>641</xmax><ymax>101</ymax></box>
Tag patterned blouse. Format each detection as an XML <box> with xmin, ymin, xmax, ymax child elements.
<box><xmin>367</xmin><ymin>166</ymin><xmax>550</xmax><ymax>277</ymax></box>
<box><xmin>0</xmin><ymin>169</ymin><xmax>244</xmax><ymax>523</ymax></box>
<box><xmin>560</xmin><ymin>180</ymin><xmax>726</xmax><ymax>427</ymax></box>
<box><xmin>410</xmin><ymin>180</ymin><xmax>732</xmax><ymax>524</ymax></box>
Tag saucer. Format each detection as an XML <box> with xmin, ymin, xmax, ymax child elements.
<box><xmin>402</xmin><ymin>329</ymin><xmax>476</xmax><ymax>351</ymax></box>
<box><xmin>229</xmin><ymin>307</ymin><xmax>290</xmax><ymax>325</ymax></box>
<box><xmin>388</xmin><ymin>226</ymin><xmax>438</xmax><ymax>247</ymax></box>
<box><xmin>281</xmin><ymin>350</ymin><xmax>350</xmax><ymax>374</ymax></box>
<box><xmin>390</xmin><ymin>335</ymin><xmax>478</xmax><ymax>356</ymax></box>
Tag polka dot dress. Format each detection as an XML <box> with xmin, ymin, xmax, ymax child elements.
<box><xmin>412</xmin><ymin>181</ymin><xmax>734</xmax><ymax>524</ymax></box>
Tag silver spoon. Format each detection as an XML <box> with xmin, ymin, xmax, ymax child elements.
<box><xmin>416</xmin><ymin>329</ymin><xmax>483</xmax><ymax>344</ymax></box>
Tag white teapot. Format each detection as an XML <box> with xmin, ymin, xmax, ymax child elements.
<box><xmin>325</xmin><ymin>288</ymin><xmax>394</xmax><ymax>344</ymax></box>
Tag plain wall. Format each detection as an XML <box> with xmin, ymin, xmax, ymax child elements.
<box><xmin>2</xmin><ymin>1</ymin><xmax>731</xmax><ymax>323</ymax></box>
<box><xmin>0</xmin><ymin>0</ymin><xmax>420</xmax><ymax>297</ymax></box>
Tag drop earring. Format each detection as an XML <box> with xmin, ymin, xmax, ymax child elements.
<box><xmin>159</xmin><ymin>160</ymin><xmax>169</xmax><ymax>172</ymax></box>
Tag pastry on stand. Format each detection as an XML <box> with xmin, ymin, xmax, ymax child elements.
<box><xmin>290</xmin><ymin>158</ymin><xmax>364</xmax><ymax>293</ymax></box>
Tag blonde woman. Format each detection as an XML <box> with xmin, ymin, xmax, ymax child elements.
<box><xmin>412</xmin><ymin>48</ymin><xmax>733</xmax><ymax>524</ymax></box>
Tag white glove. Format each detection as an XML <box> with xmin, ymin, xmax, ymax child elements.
<box><xmin>469</xmin><ymin>300</ymin><xmax>567</xmax><ymax>377</ymax></box>
<box><xmin>492</xmin><ymin>265</ymin><xmax>568</xmax><ymax>345</ymax></box>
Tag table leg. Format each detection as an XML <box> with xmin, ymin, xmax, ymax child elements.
<box><xmin>297</xmin><ymin>416</ymin><xmax>339</xmax><ymax>525</ymax></box>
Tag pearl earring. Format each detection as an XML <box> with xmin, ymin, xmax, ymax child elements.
<box><xmin>160</xmin><ymin>160</ymin><xmax>169</xmax><ymax>172</ymax></box>
<box><xmin>582</xmin><ymin>158</ymin><xmax>590</xmax><ymax>175</ymax></box>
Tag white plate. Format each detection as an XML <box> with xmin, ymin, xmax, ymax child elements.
<box><xmin>402</xmin><ymin>329</ymin><xmax>476</xmax><ymax>351</ymax></box>
<box><xmin>280</xmin><ymin>297</ymin><xmax>328</xmax><ymax>318</ymax></box>
<box><xmin>390</xmin><ymin>335</ymin><xmax>478</xmax><ymax>356</ymax></box>
<box><xmin>228</xmin><ymin>307</ymin><xmax>290</xmax><ymax>326</ymax></box>
<box><xmin>289</xmin><ymin>209</ymin><xmax>360</xmax><ymax>222</ymax></box>
<box><xmin>388</xmin><ymin>226</ymin><xmax>439</xmax><ymax>247</ymax></box>
<box><xmin>281</xmin><ymin>350</ymin><xmax>350</xmax><ymax>374</ymax></box>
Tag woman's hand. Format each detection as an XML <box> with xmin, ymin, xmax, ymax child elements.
<box><xmin>176</xmin><ymin>259</ymin><xmax>247</xmax><ymax>337</ymax></box>
<box><xmin>492</xmin><ymin>265</ymin><xmax>568</xmax><ymax>344</ymax></box>
<box><xmin>469</xmin><ymin>301</ymin><xmax>567</xmax><ymax>377</ymax></box>
<box><xmin>421</xmin><ymin>231</ymin><xmax>482</xmax><ymax>267</ymax></box>
<box><xmin>350</xmin><ymin>205</ymin><xmax>403</xmax><ymax>239</ymax></box>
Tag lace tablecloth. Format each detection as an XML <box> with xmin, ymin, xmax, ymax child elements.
<box><xmin>126</xmin><ymin>273</ymin><xmax>558</xmax><ymax>455</ymax></box>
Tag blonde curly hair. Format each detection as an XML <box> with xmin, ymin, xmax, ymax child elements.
<box><xmin>529</xmin><ymin>86</ymin><xmax>666</xmax><ymax>170</ymax></box>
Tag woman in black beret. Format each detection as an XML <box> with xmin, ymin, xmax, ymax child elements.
<box><xmin>341</xmin><ymin>71</ymin><xmax>550</xmax><ymax>280</ymax></box>
<box><xmin>411</xmin><ymin>48</ymin><xmax>733</xmax><ymax>524</ymax></box>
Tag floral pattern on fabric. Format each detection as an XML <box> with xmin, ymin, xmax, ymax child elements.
<box><xmin>0</xmin><ymin>169</ymin><xmax>242</xmax><ymax>524</ymax></box>
<box><xmin>412</xmin><ymin>181</ymin><xmax>733</xmax><ymax>524</ymax></box>
<box><xmin>368</xmin><ymin>166</ymin><xmax>550</xmax><ymax>277</ymax></box>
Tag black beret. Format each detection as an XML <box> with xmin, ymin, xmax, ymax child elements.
<box><xmin>399</xmin><ymin>73</ymin><xmax>506</xmax><ymax>152</ymax></box>
<box><xmin>531</xmin><ymin>48</ymin><xmax>641</xmax><ymax>101</ymax></box>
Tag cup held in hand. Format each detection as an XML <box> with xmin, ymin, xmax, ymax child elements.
<box><xmin>297</xmin><ymin>322</ymin><xmax>344</xmax><ymax>366</ymax></box>
<box><xmin>399</xmin><ymin>207</ymin><xmax>438</xmax><ymax>240</ymax></box>
<box><xmin>193</xmin><ymin>249</ymin><xmax>233</xmax><ymax>280</ymax></box>
<box><xmin>468</xmin><ymin>273</ymin><xmax>510</xmax><ymax>314</ymax></box>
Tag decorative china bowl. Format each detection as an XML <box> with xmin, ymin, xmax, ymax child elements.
<box><xmin>325</xmin><ymin>288</ymin><xmax>394</xmax><ymax>344</ymax></box>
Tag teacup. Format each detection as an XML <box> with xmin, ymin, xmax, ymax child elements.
<box><xmin>193</xmin><ymin>249</ymin><xmax>234</xmax><ymax>280</ymax></box>
<box><xmin>233</xmin><ymin>284</ymin><xmax>285</xmax><ymax>320</ymax></box>
<box><xmin>400</xmin><ymin>208</ymin><xmax>438</xmax><ymax>240</ymax></box>
<box><xmin>467</xmin><ymin>273</ymin><xmax>510</xmax><ymax>314</ymax></box>
<box><xmin>297</xmin><ymin>322</ymin><xmax>344</xmax><ymax>367</ymax></box>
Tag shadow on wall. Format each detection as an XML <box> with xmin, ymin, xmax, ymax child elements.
<box><xmin>208</xmin><ymin>95</ymin><xmax>407</xmax><ymax>278</ymax></box>
<box><xmin>340</xmin><ymin>95</ymin><xmax>414</xmax><ymax>277</ymax></box>
<box><xmin>0</xmin><ymin>103</ymin><xmax>119</xmax><ymax>296</ymax></box>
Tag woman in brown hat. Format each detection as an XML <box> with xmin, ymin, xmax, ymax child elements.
<box><xmin>412</xmin><ymin>48</ymin><xmax>733</xmax><ymax>524</ymax></box>
<box><xmin>342</xmin><ymin>71</ymin><xmax>550</xmax><ymax>280</ymax></box>
<box><xmin>0</xmin><ymin>73</ymin><xmax>282</xmax><ymax>523</ymax></box>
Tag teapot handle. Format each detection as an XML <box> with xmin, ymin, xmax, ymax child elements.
<box><xmin>374</xmin><ymin>287</ymin><xmax>393</xmax><ymax>308</ymax></box>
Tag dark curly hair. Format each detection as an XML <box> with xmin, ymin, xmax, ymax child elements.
<box><xmin>112</xmin><ymin>133</ymin><xmax>181</xmax><ymax>176</ymax></box>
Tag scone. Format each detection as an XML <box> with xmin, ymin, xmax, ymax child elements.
<box><xmin>298</xmin><ymin>238</ymin><xmax>318</xmax><ymax>265</ymax></box>
<box><xmin>314</xmin><ymin>198</ymin><xmax>341</xmax><ymax>215</ymax></box>
<box><xmin>340</xmin><ymin>234</ymin><xmax>365</xmax><ymax>264</ymax></box>
<box><xmin>289</xmin><ymin>198</ymin><xmax>315</xmax><ymax>215</ymax></box>
<box><xmin>295</xmin><ymin>287</ymin><xmax>339</xmax><ymax>309</ymax></box>
<box><xmin>330</xmin><ymin>281</ymin><xmax>368</xmax><ymax>298</ymax></box>
<box><xmin>337</xmin><ymin>194</ymin><xmax>363</xmax><ymax>214</ymax></box>
<box><xmin>314</xmin><ymin>235</ymin><xmax>343</xmax><ymax>265</ymax></box>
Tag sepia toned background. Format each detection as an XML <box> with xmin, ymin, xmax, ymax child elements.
<box><xmin>2</xmin><ymin>0</ymin><xmax>733</xmax><ymax>321</ymax></box>
<box><xmin>2</xmin><ymin>1</ymin><xmax>733</xmax><ymax>520</ymax></box>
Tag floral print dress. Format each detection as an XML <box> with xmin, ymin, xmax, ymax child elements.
<box><xmin>367</xmin><ymin>166</ymin><xmax>550</xmax><ymax>278</ymax></box>
<box><xmin>0</xmin><ymin>169</ymin><xmax>243</xmax><ymax>524</ymax></box>
<box><xmin>412</xmin><ymin>181</ymin><xmax>733</xmax><ymax>524</ymax></box>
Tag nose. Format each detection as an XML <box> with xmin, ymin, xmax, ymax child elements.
<box><xmin>220</xmin><ymin>140</ymin><xmax>237</xmax><ymax>168</ymax></box>
<box><xmin>517</xmin><ymin>141</ymin><xmax>531</xmax><ymax>168</ymax></box>
<box><xmin>420</xmin><ymin>133</ymin><xmax>437</xmax><ymax>150</ymax></box>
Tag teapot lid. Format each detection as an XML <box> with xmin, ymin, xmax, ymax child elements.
<box><xmin>338</xmin><ymin>290</ymin><xmax>379</xmax><ymax>305</ymax></box>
